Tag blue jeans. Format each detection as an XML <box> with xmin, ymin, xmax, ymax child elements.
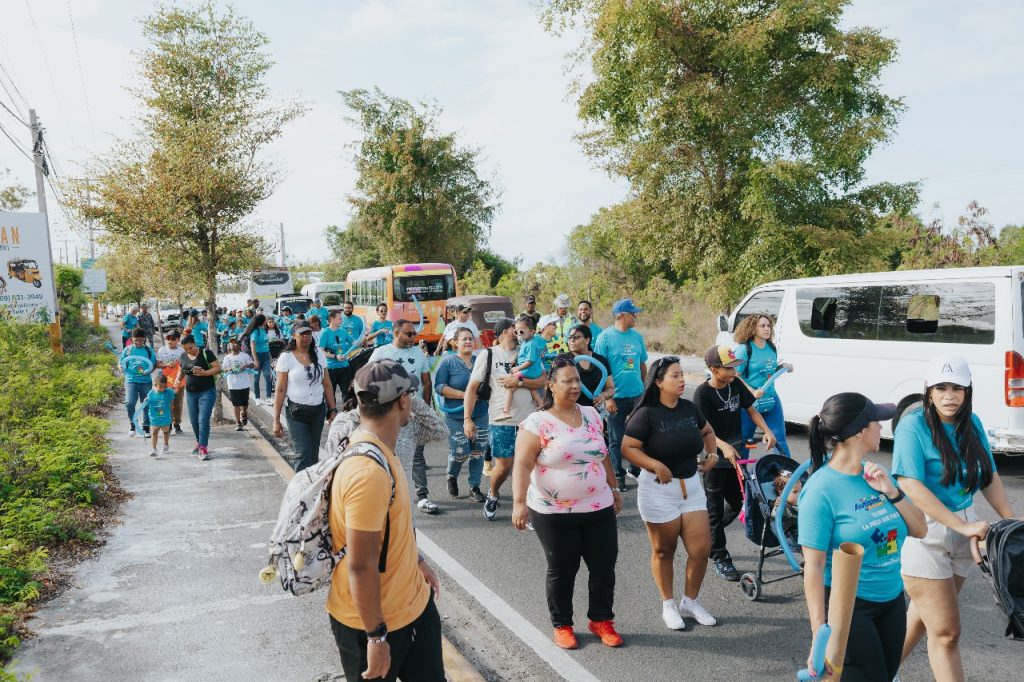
<box><xmin>253</xmin><ymin>351</ymin><xmax>274</xmax><ymax>399</ymax></box>
<box><xmin>285</xmin><ymin>401</ymin><xmax>327</xmax><ymax>472</ymax></box>
<box><xmin>740</xmin><ymin>398</ymin><xmax>791</xmax><ymax>457</ymax></box>
<box><xmin>445</xmin><ymin>413</ymin><xmax>487</xmax><ymax>489</ymax></box>
<box><xmin>186</xmin><ymin>387</ymin><xmax>216</xmax><ymax>447</ymax></box>
<box><xmin>125</xmin><ymin>379</ymin><xmax>152</xmax><ymax>431</ymax></box>
<box><xmin>606</xmin><ymin>396</ymin><xmax>637</xmax><ymax>479</ymax></box>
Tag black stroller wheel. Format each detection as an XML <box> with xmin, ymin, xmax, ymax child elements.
<box><xmin>740</xmin><ymin>573</ymin><xmax>761</xmax><ymax>601</ymax></box>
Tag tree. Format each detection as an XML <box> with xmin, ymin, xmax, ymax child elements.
<box><xmin>0</xmin><ymin>168</ymin><xmax>31</xmax><ymax>211</ymax></box>
<box><xmin>67</xmin><ymin>2</ymin><xmax>303</xmax><ymax>326</ymax></box>
<box><xmin>544</xmin><ymin>0</ymin><xmax>918</xmax><ymax>305</ymax></box>
<box><xmin>331</xmin><ymin>88</ymin><xmax>500</xmax><ymax>275</ymax></box>
<box><xmin>96</xmin><ymin>233</ymin><xmax>199</xmax><ymax>307</ymax></box>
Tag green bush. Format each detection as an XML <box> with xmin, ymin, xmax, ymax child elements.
<box><xmin>0</xmin><ymin>322</ymin><xmax>118</xmax><ymax>664</ymax></box>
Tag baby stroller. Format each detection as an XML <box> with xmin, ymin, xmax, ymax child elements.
<box><xmin>972</xmin><ymin>519</ymin><xmax>1024</xmax><ymax>640</ymax></box>
<box><xmin>735</xmin><ymin>453</ymin><xmax>802</xmax><ymax>601</ymax></box>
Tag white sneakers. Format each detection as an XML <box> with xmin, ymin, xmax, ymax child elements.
<box><xmin>678</xmin><ymin>596</ymin><xmax>717</xmax><ymax>626</ymax></box>
<box><xmin>662</xmin><ymin>600</ymin><xmax>686</xmax><ymax>630</ymax></box>
<box><xmin>162</xmin><ymin>443</ymin><xmax>170</xmax><ymax>454</ymax></box>
<box><xmin>149</xmin><ymin>448</ymin><xmax>157</xmax><ymax>457</ymax></box>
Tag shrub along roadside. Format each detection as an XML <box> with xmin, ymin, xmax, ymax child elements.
<box><xmin>0</xmin><ymin>322</ymin><xmax>120</xmax><ymax>669</ymax></box>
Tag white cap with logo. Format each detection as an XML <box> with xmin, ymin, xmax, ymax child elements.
<box><xmin>926</xmin><ymin>354</ymin><xmax>972</xmax><ymax>388</ymax></box>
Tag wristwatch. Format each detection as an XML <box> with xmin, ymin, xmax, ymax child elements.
<box><xmin>366</xmin><ymin>622</ymin><xmax>388</xmax><ymax>644</ymax></box>
<box><xmin>886</xmin><ymin>489</ymin><xmax>906</xmax><ymax>505</ymax></box>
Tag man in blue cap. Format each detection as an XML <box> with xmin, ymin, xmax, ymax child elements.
<box><xmin>594</xmin><ymin>298</ymin><xmax>649</xmax><ymax>491</ymax></box>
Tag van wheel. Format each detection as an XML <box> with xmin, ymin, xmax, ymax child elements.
<box><xmin>893</xmin><ymin>396</ymin><xmax>923</xmax><ymax>431</ymax></box>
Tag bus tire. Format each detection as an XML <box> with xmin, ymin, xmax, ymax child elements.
<box><xmin>893</xmin><ymin>395</ymin><xmax>923</xmax><ymax>431</ymax></box>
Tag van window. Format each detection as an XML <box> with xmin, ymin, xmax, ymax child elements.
<box><xmin>394</xmin><ymin>274</ymin><xmax>455</xmax><ymax>302</ymax></box>
<box><xmin>879</xmin><ymin>283</ymin><xmax>995</xmax><ymax>344</ymax></box>
<box><xmin>733</xmin><ymin>290</ymin><xmax>784</xmax><ymax>331</ymax></box>
<box><xmin>797</xmin><ymin>287</ymin><xmax>881</xmax><ymax>340</ymax></box>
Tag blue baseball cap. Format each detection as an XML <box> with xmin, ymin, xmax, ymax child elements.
<box><xmin>612</xmin><ymin>299</ymin><xmax>643</xmax><ymax>316</ymax></box>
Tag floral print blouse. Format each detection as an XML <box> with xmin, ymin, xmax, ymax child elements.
<box><xmin>520</xmin><ymin>406</ymin><xmax>614</xmax><ymax>514</ymax></box>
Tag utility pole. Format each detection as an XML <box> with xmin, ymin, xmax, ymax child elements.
<box><xmin>29</xmin><ymin>108</ymin><xmax>63</xmax><ymax>355</ymax></box>
<box><xmin>85</xmin><ymin>179</ymin><xmax>95</xmax><ymax>259</ymax></box>
<box><xmin>279</xmin><ymin>222</ymin><xmax>286</xmax><ymax>267</ymax></box>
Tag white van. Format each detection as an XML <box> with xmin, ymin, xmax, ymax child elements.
<box><xmin>300</xmin><ymin>281</ymin><xmax>346</xmax><ymax>309</ymax></box>
<box><xmin>715</xmin><ymin>266</ymin><xmax>1024</xmax><ymax>453</ymax></box>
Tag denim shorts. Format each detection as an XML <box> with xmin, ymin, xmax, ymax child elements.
<box><xmin>489</xmin><ymin>424</ymin><xmax>518</xmax><ymax>459</ymax></box>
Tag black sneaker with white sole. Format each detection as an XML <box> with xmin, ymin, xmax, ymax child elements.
<box><xmin>484</xmin><ymin>494</ymin><xmax>499</xmax><ymax>520</ymax></box>
<box><xmin>446</xmin><ymin>476</ymin><xmax>459</xmax><ymax>498</ymax></box>
<box><xmin>468</xmin><ymin>486</ymin><xmax>486</xmax><ymax>503</ymax></box>
<box><xmin>714</xmin><ymin>558</ymin><xmax>741</xmax><ymax>582</ymax></box>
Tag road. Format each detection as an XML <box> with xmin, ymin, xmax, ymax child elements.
<box><xmin>396</xmin><ymin>399</ymin><xmax>1023</xmax><ymax>681</ymax></box>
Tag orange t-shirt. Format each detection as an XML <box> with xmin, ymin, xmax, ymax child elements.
<box><xmin>326</xmin><ymin>435</ymin><xmax>429</xmax><ymax>630</ymax></box>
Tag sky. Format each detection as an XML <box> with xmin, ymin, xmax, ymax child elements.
<box><xmin>0</xmin><ymin>1</ymin><xmax>1022</xmax><ymax>268</ymax></box>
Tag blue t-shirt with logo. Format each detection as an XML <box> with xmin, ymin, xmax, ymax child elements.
<box><xmin>516</xmin><ymin>335</ymin><xmax>545</xmax><ymax>379</ymax></box>
<box><xmin>250</xmin><ymin>327</ymin><xmax>270</xmax><ymax>354</ymax></box>
<box><xmin>146</xmin><ymin>388</ymin><xmax>176</xmax><ymax>427</ymax></box>
<box><xmin>120</xmin><ymin>345</ymin><xmax>156</xmax><ymax>384</ymax></box>
<box><xmin>593</xmin><ymin>328</ymin><xmax>649</xmax><ymax>399</ymax></box>
<box><xmin>733</xmin><ymin>340</ymin><xmax>779</xmax><ymax>408</ymax></box>
<box><xmin>891</xmin><ymin>409</ymin><xmax>995</xmax><ymax>513</ymax></box>
<box><xmin>798</xmin><ymin>464</ymin><xmax>909</xmax><ymax>602</ymax></box>
<box><xmin>122</xmin><ymin>314</ymin><xmax>138</xmax><ymax>332</ymax></box>
<box><xmin>341</xmin><ymin>313</ymin><xmax>365</xmax><ymax>342</ymax></box>
<box><xmin>319</xmin><ymin>327</ymin><xmax>354</xmax><ymax>370</ymax></box>
<box><xmin>371</xmin><ymin>319</ymin><xmax>394</xmax><ymax>346</ymax></box>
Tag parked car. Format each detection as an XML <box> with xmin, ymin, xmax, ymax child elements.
<box><xmin>444</xmin><ymin>295</ymin><xmax>514</xmax><ymax>348</ymax></box>
<box><xmin>274</xmin><ymin>296</ymin><xmax>313</xmax><ymax>316</ymax></box>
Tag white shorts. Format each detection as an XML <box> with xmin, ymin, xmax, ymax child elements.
<box><xmin>901</xmin><ymin>506</ymin><xmax>977</xmax><ymax>580</ymax></box>
<box><xmin>636</xmin><ymin>470</ymin><xmax>707</xmax><ymax>524</ymax></box>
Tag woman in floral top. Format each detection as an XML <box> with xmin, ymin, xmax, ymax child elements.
<box><xmin>512</xmin><ymin>356</ymin><xmax>624</xmax><ymax>651</ymax></box>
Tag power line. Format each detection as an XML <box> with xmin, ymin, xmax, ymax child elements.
<box><xmin>23</xmin><ymin>0</ymin><xmax>77</xmax><ymax>150</ymax></box>
<box><xmin>0</xmin><ymin>119</ymin><xmax>39</xmax><ymax>169</ymax></box>
<box><xmin>0</xmin><ymin>46</ymin><xmax>30</xmax><ymax>116</ymax></box>
<box><xmin>65</xmin><ymin>0</ymin><xmax>97</xmax><ymax>149</ymax></box>
<box><xmin>0</xmin><ymin>97</ymin><xmax>29</xmax><ymax>127</ymax></box>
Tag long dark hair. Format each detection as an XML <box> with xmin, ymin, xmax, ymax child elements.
<box><xmin>568</xmin><ymin>323</ymin><xmax>593</xmax><ymax>352</ymax></box>
<box><xmin>626</xmin><ymin>356</ymin><xmax>680</xmax><ymax>424</ymax></box>
<box><xmin>541</xmin><ymin>355</ymin><xmax>579</xmax><ymax>411</ymax></box>
<box><xmin>242</xmin><ymin>313</ymin><xmax>266</xmax><ymax>342</ymax></box>
<box><xmin>923</xmin><ymin>384</ymin><xmax>992</xmax><ymax>491</ymax></box>
<box><xmin>808</xmin><ymin>393</ymin><xmax>871</xmax><ymax>472</ymax></box>
<box><xmin>286</xmin><ymin>331</ymin><xmax>323</xmax><ymax>385</ymax></box>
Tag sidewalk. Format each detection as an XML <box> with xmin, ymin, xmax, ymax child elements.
<box><xmin>10</xmin><ymin>401</ymin><xmax>344</xmax><ymax>680</ymax></box>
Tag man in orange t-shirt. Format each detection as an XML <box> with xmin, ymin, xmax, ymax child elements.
<box><xmin>327</xmin><ymin>359</ymin><xmax>444</xmax><ymax>681</ymax></box>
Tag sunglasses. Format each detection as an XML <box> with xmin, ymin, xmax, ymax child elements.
<box><xmin>514</xmin><ymin>329</ymin><xmax>530</xmax><ymax>336</ymax></box>
<box><xmin>567</xmin><ymin>334</ymin><xmax>585</xmax><ymax>341</ymax></box>
<box><xmin>401</xmin><ymin>330</ymin><xmax>417</xmax><ymax>338</ymax></box>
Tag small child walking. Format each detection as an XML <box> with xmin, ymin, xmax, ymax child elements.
<box><xmin>222</xmin><ymin>337</ymin><xmax>255</xmax><ymax>430</ymax></box>
<box><xmin>496</xmin><ymin>316</ymin><xmax>545</xmax><ymax>421</ymax></box>
<box><xmin>147</xmin><ymin>374</ymin><xmax>175</xmax><ymax>456</ymax></box>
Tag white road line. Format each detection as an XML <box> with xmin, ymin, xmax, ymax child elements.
<box><xmin>416</xmin><ymin>533</ymin><xmax>601</xmax><ymax>682</ymax></box>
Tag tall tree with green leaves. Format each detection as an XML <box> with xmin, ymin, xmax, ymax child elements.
<box><xmin>330</xmin><ymin>88</ymin><xmax>499</xmax><ymax>274</ymax></box>
<box><xmin>544</xmin><ymin>0</ymin><xmax>918</xmax><ymax>304</ymax></box>
<box><xmin>67</xmin><ymin>2</ymin><xmax>303</xmax><ymax>321</ymax></box>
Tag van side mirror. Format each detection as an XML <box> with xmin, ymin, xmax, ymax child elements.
<box><xmin>718</xmin><ymin>314</ymin><xmax>729</xmax><ymax>332</ymax></box>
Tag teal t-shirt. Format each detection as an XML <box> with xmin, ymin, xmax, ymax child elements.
<box><xmin>120</xmin><ymin>346</ymin><xmax>155</xmax><ymax>384</ymax></box>
<box><xmin>891</xmin><ymin>409</ymin><xmax>995</xmax><ymax>513</ymax></box>
<box><xmin>593</xmin><ymin>328</ymin><xmax>649</xmax><ymax>398</ymax></box>
<box><xmin>311</xmin><ymin>307</ymin><xmax>330</xmax><ymax>326</ymax></box>
<box><xmin>122</xmin><ymin>314</ymin><xmax>138</xmax><ymax>331</ymax></box>
<box><xmin>733</xmin><ymin>340</ymin><xmax>779</xmax><ymax>407</ymax></box>
<box><xmin>340</xmin><ymin>313</ymin><xmax>365</xmax><ymax>342</ymax></box>
<box><xmin>798</xmin><ymin>464</ymin><xmax>909</xmax><ymax>602</ymax></box>
<box><xmin>191</xmin><ymin>321</ymin><xmax>209</xmax><ymax>348</ymax></box>
<box><xmin>586</xmin><ymin>321</ymin><xmax>603</xmax><ymax>338</ymax></box>
<box><xmin>319</xmin><ymin>327</ymin><xmax>354</xmax><ymax>369</ymax></box>
<box><xmin>516</xmin><ymin>335</ymin><xmax>545</xmax><ymax>379</ymax></box>
<box><xmin>371</xmin><ymin>319</ymin><xmax>394</xmax><ymax>346</ymax></box>
<box><xmin>146</xmin><ymin>388</ymin><xmax>175</xmax><ymax>427</ymax></box>
<box><xmin>250</xmin><ymin>327</ymin><xmax>270</xmax><ymax>354</ymax></box>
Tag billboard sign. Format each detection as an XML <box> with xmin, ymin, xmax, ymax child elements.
<box><xmin>0</xmin><ymin>212</ymin><xmax>57</xmax><ymax>323</ymax></box>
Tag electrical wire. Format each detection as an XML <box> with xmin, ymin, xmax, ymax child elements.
<box><xmin>23</xmin><ymin>0</ymin><xmax>77</xmax><ymax>149</ymax></box>
<box><xmin>0</xmin><ymin>47</ymin><xmax>30</xmax><ymax>116</ymax></box>
<box><xmin>0</xmin><ymin>98</ymin><xmax>29</xmax><ymax>127</ymax></box>
<box><xmin>65</xmin><ymin>0</ymin><xmax>97</xmax><ymax>148</ymax></box>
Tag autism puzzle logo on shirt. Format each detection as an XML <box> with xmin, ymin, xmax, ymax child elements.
<box><xmin>870</xmin><ymin>527</ymin><xmax>899</xmax><ymax>558</ymax></box>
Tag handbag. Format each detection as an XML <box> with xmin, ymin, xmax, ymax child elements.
<box><xmin>476</xmin><ymin>348</ymin><xmax>493</xmax><ymax>401</ymax></box>
<box><xmin>286</xmin><ymin>399</ymin><xmax>325</xmax><ymax>423</ymax></box>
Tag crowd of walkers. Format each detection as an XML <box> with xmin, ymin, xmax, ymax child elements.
<box><xmin>116</xmin><ymin>292</ymin><xmax>1018</xmax><ymax>682</ymax></box>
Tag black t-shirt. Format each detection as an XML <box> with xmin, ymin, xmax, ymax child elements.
<box><xmin>575</xmin><ymin>352</ymin><xmax>611</xmax><ymax>408</ymax></box>
<box><xmin>624</xmin><ymin>399</ymin><xmax>707</xmax><ymax>479</ymax></box>
<box><xmin>181</xmin><ymin>349</ymin><xmax>218</xmax><ymax>393</ymax></box>
<box><xmin>692</xmin><ymin>379</ymin><xmax>755</xmax><ymax>468</ymax></box>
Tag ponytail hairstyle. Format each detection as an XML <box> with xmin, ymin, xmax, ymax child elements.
<box><xmin>923</xmin><ymin>384</ymin><xmax>992</xmax><ymax>492</ymax></box>
<box><xmin>626</xmin><ymin>355</ymin><xmax>681</xmax><ymax>424</ymax></box>
<box><xmin>807</xmin><ymin>392</ymin><xmax>872</xmax><ymax>472</ymax></box>
<box><xmin>541</xmin><ymin>355</ymin><xmax>579</xmax><ymax>411</ymax></box>
<box><xmin>243</xmin><ymin>313</ymin><xmax>266</xmax><ymax>340</ymax></box>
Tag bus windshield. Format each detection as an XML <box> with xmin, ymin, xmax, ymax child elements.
<box><xmin>319</xmin><ymin>291</ymin><xmax>344</xmax><ymax>306</ymax></box>
<box><xmin>393</xmin><ymin>274</ymin><xmax>455</xmax><ymax>302</ymax></box>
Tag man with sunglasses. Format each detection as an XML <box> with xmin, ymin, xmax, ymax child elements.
<box><xmin>370</xmin><ymin>319</ymin><xmax>438</xmax><ymax>513</ymax></box>
<box><xmin>594</xmin><ymin>299</ymin><xmax>649</xmax><ymax>491</ymax></box>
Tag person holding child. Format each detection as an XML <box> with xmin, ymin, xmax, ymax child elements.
<box><xmin>495</xmin><ymin>315</ymin><xmax>545</xmax><ymax>421</ymax></box>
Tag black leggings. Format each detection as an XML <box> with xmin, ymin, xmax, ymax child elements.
<box><xmin>329</xmin><ymin>595</ymin><xmax>445</xmax><ymax>682</ymax></box>
<box><xmin>704</xmin><ymin>465</ymin><xmax>742</xmax><ymax>561</ymax></box>
<box><xmin>824</xmin><ymin>589</ymin><xmax>906</xmax><ymax>682</ymax></box>
<box><xmin>529</xmin><ymin>505</ymin><xmax>618</xmax><ymax>627</ymax></box>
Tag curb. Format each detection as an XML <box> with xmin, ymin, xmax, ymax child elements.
<box><xmin>224</xmin><ymin>392</ymin><xmax>484</xmax><ymax>682</ymax></box>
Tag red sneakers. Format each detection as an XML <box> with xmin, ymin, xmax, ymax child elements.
<box><xmin>588</xmin><ymin>619</ymin><xmax>624</xmax><ymax>647</ymax></box>
<box><xmin>553</xmin><ymin>626</ymin><xmax>578</xmax><ymax>649</ymax></box>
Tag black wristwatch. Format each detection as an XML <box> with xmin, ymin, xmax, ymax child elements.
<box><xmin>886</xmin><ymin>489</ymin><xmax>906</xmax><ymax>505</ymax></box>
<box><xmin>366</xmin><ymin>622</ymin><xmax>388</xmax><ymax>641</ymax></box>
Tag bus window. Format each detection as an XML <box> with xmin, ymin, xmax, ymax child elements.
<box><xmin>394</xmin><ymin>274</ymin><xmax>454</xmax><ymax>302</ymax></box>
<box><xmin>733</xmin><ymin>289</ymin><xmax>784</xmax><ymax>330</ymax></box>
